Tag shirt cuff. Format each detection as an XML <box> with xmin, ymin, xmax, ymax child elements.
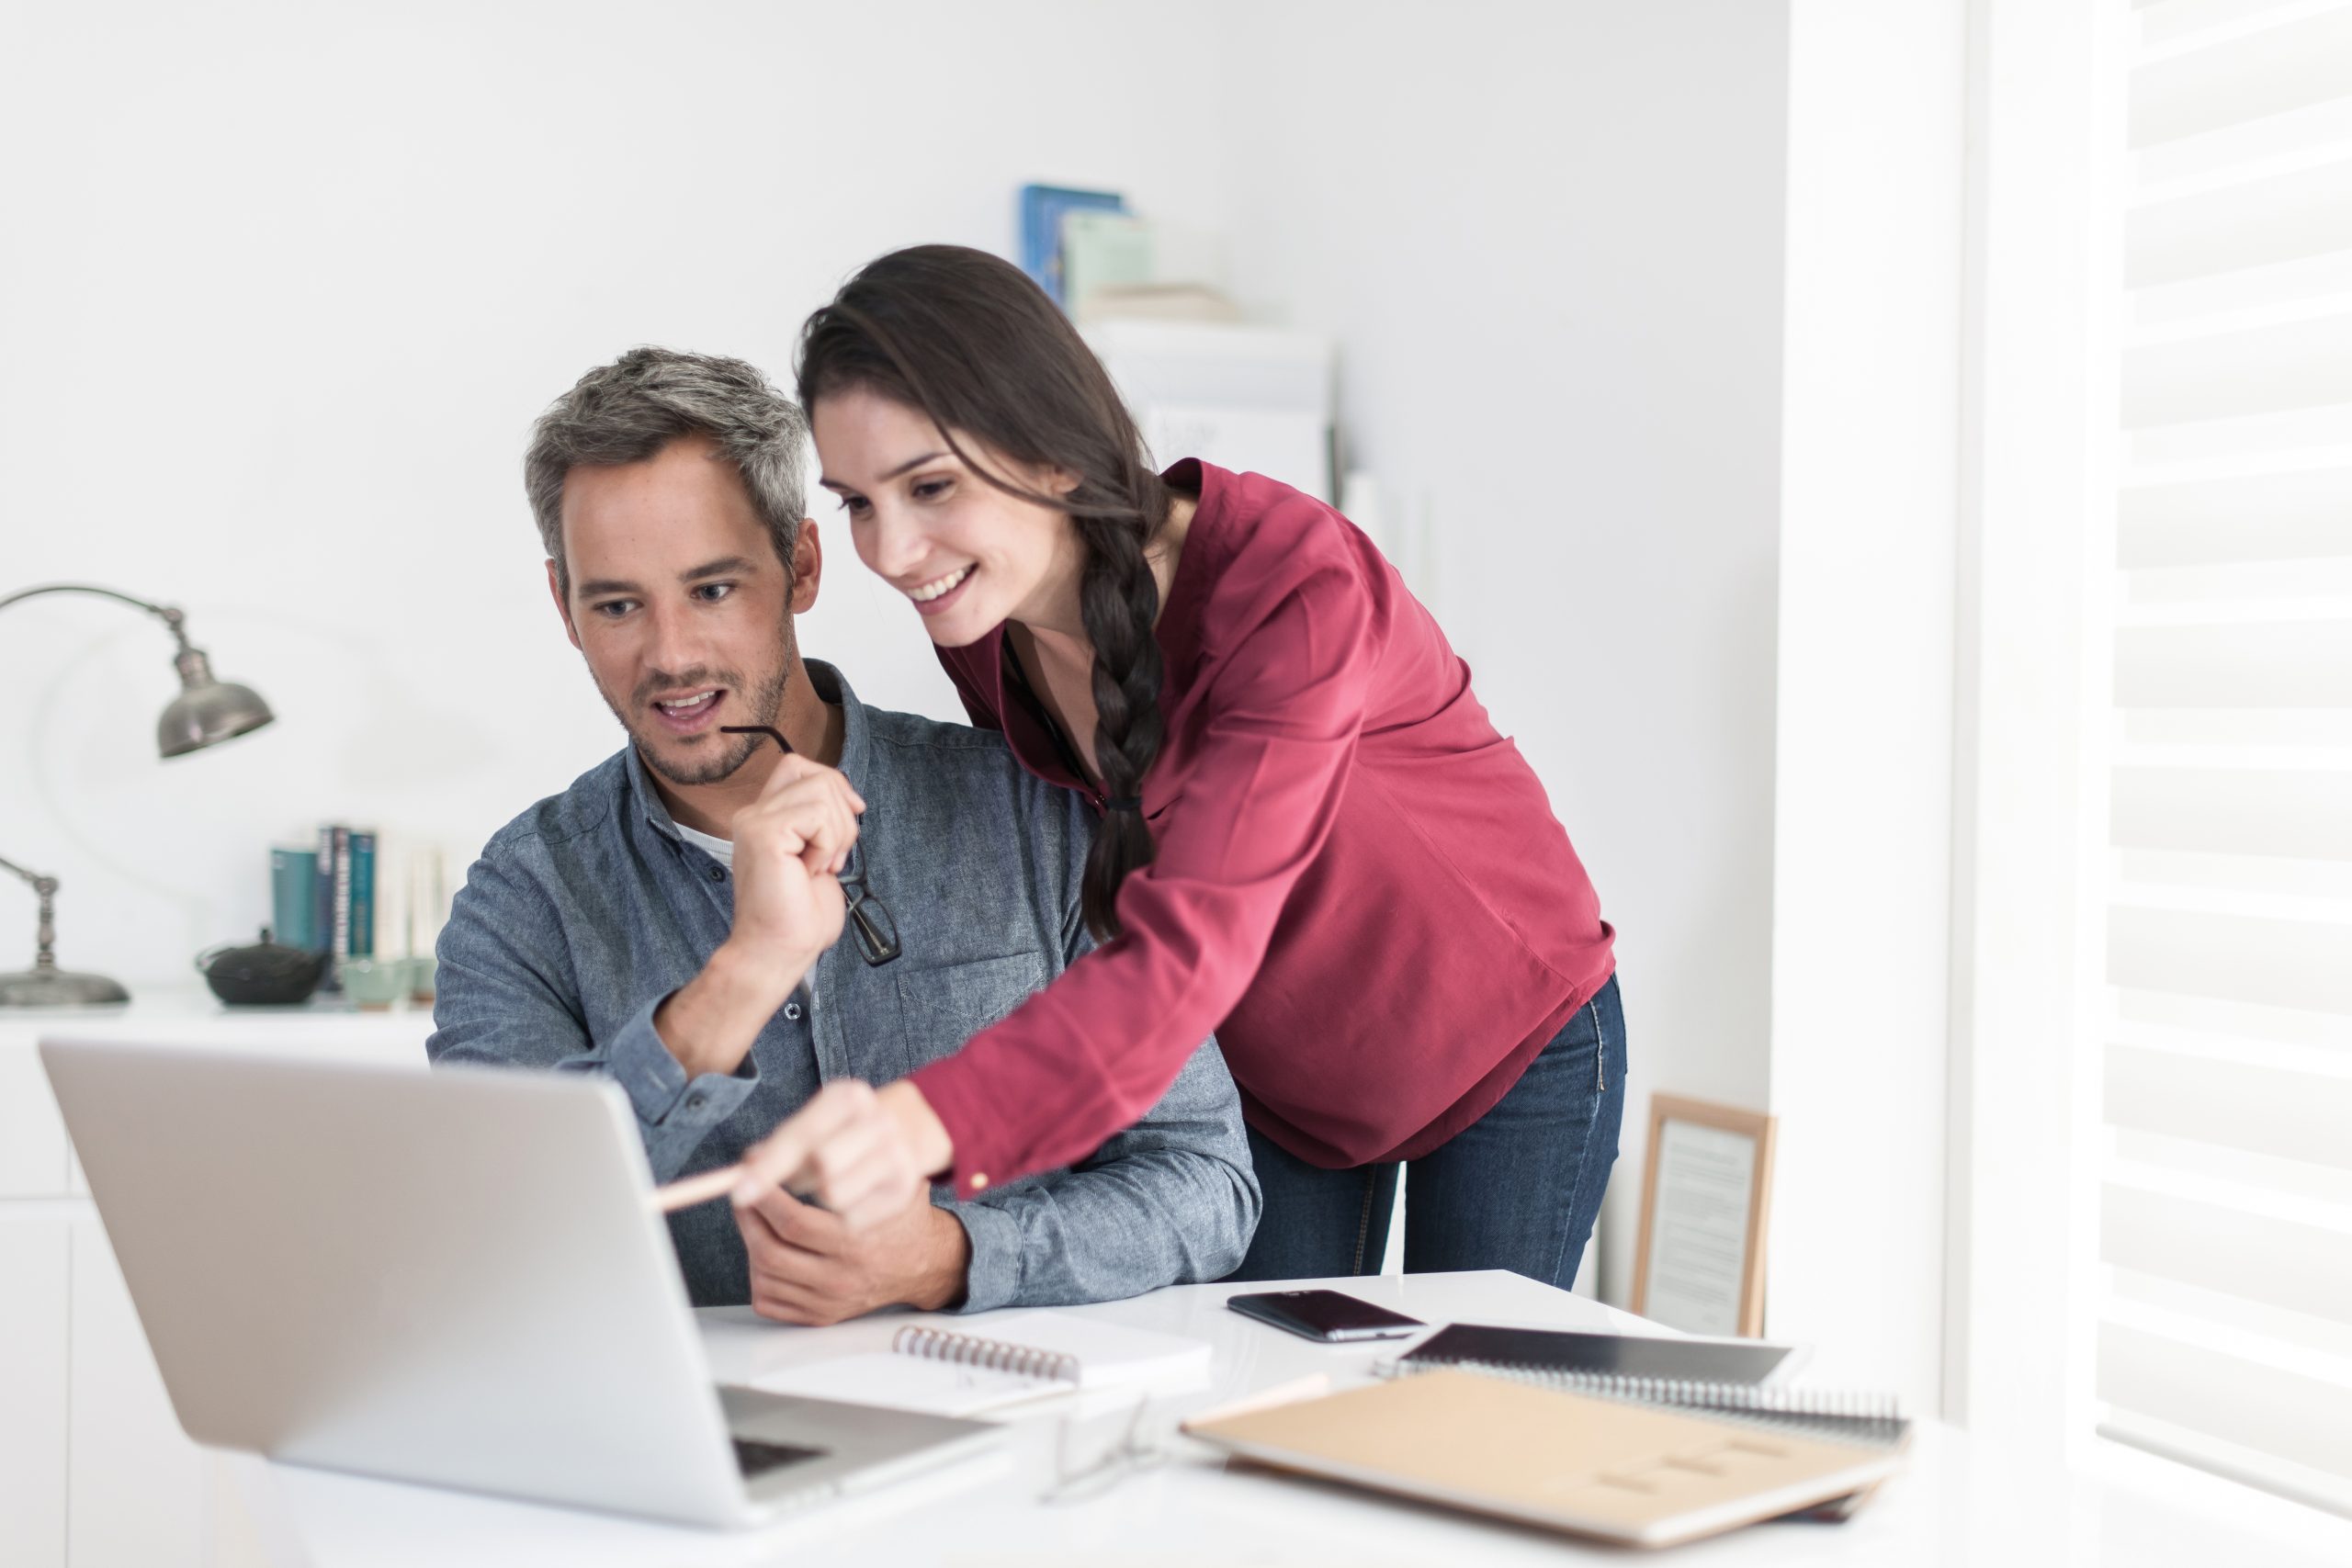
<box><xmin>608</xmin><ymin>992</ymin><xmax>760</xmax><ymax>1181</ymax></box>
<box><xmin>911</xmin><ymin>1052</ymin><xmax>1004</xmax><ymax>1201</ymax></box>
<box><xmin>948</xmin><ymin>1196</ymin><xmax>1023</xmax><ymax>1314</ymax></box>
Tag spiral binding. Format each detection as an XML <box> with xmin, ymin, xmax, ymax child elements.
<box><xmin>1379</xmin><ymin>1358</ymin><xmax>1909</xmax><ymax>1450</ymax></box>
<box><xmin>892</xmin><ymin>1325</ymin><xmax>1082</xmax><ymax>1385</ymax></box>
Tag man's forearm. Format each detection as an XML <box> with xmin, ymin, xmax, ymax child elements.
<box><xmin>652</xmin><ymin>941</ymin><xmax>811</xmax><ymax>1079</ymax></box>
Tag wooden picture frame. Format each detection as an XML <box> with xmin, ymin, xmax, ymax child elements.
<box><xmin>1630</xmin><ymin>1094</ymin><xmax>1777</xmax><ymax>1337</ymax></box>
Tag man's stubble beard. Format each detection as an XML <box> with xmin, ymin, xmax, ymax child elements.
<box><xmin>593</xmin><ymin>621</ymin><xmax>796</xmax><ymax>789</ymax></box>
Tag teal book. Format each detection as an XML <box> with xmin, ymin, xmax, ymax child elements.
<box><xmin>348</xmin><ymin>830</ymin><xmax>377</xmax><ymax>957</ymax></box>
<box><xmin>271</xmin><ymin>848</ymin><xmax>318</xmax><ymax>951</ymax></box>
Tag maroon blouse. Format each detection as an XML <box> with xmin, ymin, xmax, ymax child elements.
<box><xmin>912</xmin><ymin>460</ymin><xmax>1614</xmax><ymax>1197</ymax></box>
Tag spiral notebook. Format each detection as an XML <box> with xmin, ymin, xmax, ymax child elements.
<box><xmin>752</xmin><ymin>1312</ymin><xmax>1211</xmax><ymax>1418</ymax></box>
<box><xmin>1394</xmin><ymin>1324</ymin><xmax>1908</xmax><ymax>1450</ymax></box>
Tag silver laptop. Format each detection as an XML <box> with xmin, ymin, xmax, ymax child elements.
<box><xmin>40</xmin><ymin>1039</ymin><xmax>1001</xmax><ymax>1528</ymax></box>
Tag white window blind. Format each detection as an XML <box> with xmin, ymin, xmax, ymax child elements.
<box><xmin>2102</xmin><ymin>0</ymin><xmax>2352</xmax><ymax>1517</ymax></box>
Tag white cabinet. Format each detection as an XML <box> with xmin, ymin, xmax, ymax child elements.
<box><xmin>1</xmin><ymin>993</ymin><xmax>434</xmax><ymax>1568</ymax></box>
<box><xmin>67</xmin><ymin>1212</ymin><xmax>216</xmax><ymax>1568</ymax></box>
<box><xmin>1</xmin><ymin>1211</ymin><xmax>72</xmax><ymax>1566</ymax></box>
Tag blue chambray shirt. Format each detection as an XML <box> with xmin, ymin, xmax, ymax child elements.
<box><xmin>427</xmin><ymin>660</ymin><xmax>1258</xmax><ymax>1312</ymax></box>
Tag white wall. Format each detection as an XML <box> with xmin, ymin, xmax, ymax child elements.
<box><xmin>1765</xmin><ymin>0</ymin><xmax>1968</xmax><ymax>1410</ymax></box>
<box><xmin>0</xmin><ymin>0</ymin><xmax>1229</xmax><ymax>982</ymax></box>
<box><xmin>4</xmin><ymin>2</ymin><xmax>1968</xmax><ymax>1406</ymax></box>
<box><xmin>1211</xmin><ymin>0</ymin><xmax>1792</xmax><ymax>1306</ymax></box>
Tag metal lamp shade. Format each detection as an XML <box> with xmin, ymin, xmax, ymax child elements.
<box><xmin>158</xmin><ymin>650</ymin><xmax>275</xmax><ymax>758</ymax></box>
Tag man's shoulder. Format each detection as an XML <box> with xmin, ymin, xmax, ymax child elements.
<box><xmin>860</xmin><ymin>700</ymin><xmax>1014</xmax><ymax>760</ymax></box>
<box><xmin>476</xmin><ymin>750</ymin><xmax>631</xmax><ymax>867</ymax></box>
<box><xmin>863</xmin><ymin>705</ymin><xmax>1076</xmax><ymax>806</ymax></box>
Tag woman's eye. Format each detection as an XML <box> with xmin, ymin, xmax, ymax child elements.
<box><xmin>839</xmin><ymin>494</ymin><xmax>870</xmax><ymax>516</ymax></box>
<box><xmin>913</xmin><ymin>479</ymin><xmax>952</xmax><ymax>502</ymax></box>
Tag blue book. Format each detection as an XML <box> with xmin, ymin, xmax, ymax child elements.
<box><xmin>1018</xmin><ymin>185</ymin><xmax>1125</xmax><ymax>306</ymax></box>
<box><xmin>271</xmin><ymin>848</ymin><xmax>318</xmax><ymax>951</ymax></box>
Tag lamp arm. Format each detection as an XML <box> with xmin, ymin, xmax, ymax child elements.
<box><xmin>0</xmin><ymin>852</ymin><xmax>62</xmax><ymax>978</ymax></box>
<box><xmin>0</xmin><ymin>852</ymin><xmax>52</xmax><ymax>891</ymax></box>
<box><xmin>0</xmin><ymin>582</ymin><xmax>193</xmax><ymax>652</ymax></box>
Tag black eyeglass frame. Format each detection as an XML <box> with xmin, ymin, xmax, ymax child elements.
<box><xmin>719</xmin><ymin>724</ymin><xmax>901</xmax><ymax>966</ymax></box>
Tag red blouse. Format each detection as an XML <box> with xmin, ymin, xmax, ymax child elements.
<box><xmin>912</xmin><ymin>460</ymin><xmax>1614</xmax><ymax>1197</ymax></box>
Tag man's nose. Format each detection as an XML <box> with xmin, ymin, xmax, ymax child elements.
<box><xmin>641</xmin><ymin>602</ymin><xmax>711</xmax><ymax>678</ymax></box>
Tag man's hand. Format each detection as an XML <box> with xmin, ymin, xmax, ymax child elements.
<box><xmin>736</xmin><ymin>1184</ymin><xmax>971</xmax><ymax>1326</ymax></box>
<box><xmin>725</xmin><ymin>753</ymin><xmax>864</xmax><ymax>968</ymax></box>
<box><xmin>652</xmin><ymin>756</ymin><xmax>863</xmax><ymax>1080</ymax></box>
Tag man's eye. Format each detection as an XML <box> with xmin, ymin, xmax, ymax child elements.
<box><xmin>593</xmin><ymin>600</ymin><xmax>636</xmax><ymax>618</ymax></box>
<box><xmin>694</xmin><ymin>582</ymin><xmax>734</xmax><ymax>603</ymax></box>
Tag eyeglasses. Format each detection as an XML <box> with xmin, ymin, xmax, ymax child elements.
<box><xmin>1040</xmin><ymin>1395</ymin><xmax>1170</xmax><ymax>1505</ymax></box>
<box><xmin>721</xmin><ymin>724</ymin><xmax>899</xmax><ymax>966</ymax></box>
<box><xmin>837</xmin><ymin>843</ymin><xmax>900</xmax><ymax>966</ymax></box>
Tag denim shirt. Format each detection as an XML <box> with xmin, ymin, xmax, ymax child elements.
<box><xmin>428</xmin><ymin>661</ymin><xmax>1258</xmax><ymax>1312</ymax></box>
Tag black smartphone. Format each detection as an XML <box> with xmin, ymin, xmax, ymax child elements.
<box><xmin>1226</xmin><ymin>1289</ymin><xmax>1427</xmax><ymax>1343</ymax></box>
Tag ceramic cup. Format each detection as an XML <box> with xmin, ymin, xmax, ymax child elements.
<box><xmin>341</xmin><ymin>955</ymin><xmax>407</xmax><ymax>1011</ymax></box>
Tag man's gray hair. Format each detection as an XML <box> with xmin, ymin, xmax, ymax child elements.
<box><xmin>526</xmin><ymin>346</ymin><xmax>811</xmax><ymax>592</ymax></box>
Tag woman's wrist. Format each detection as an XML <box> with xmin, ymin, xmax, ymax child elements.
<box><xmin>877</xmin><ymin>1079</ymin><xmax>955</xmax><ymax>1181</ymax></box>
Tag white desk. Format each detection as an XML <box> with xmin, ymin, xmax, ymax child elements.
<box><xmin>220</xmin><ymin>1271</ymin><xmax>2351</xmax><ymax>1568</ymax></box>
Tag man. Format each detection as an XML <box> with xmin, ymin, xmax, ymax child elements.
<box><xmin>428</xmin><ymin>346</ymin><xmax>1257</xmax><ymax>1324</ymax></box>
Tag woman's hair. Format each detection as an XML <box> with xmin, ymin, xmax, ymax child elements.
<box><xmin>797</xmin><ymin>244</ymin><xmax>1170</xmax><ymax>941</ymax></box>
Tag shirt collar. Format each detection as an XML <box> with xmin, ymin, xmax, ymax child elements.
<box><xmin>624</xmin><ymin>658</ymin><xmax>873</xmax><ymax>840</ymax></box>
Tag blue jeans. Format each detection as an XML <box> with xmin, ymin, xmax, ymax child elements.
<box><xmin>1226</xmin><ymin>975</ymin><xmax>1624</xmax><ymax>1289</ymax></box>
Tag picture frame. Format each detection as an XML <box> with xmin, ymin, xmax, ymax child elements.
<box><xmin>1630</xmin><ymin>1094</ymin><xmax>1777</xmax><ymax>1337</ymax></box>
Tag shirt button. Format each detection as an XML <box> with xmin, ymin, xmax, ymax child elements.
<box><xmin>707</xmin><ymin>864</ymin><xmax>725</xmax><ymax>882</ymax></box>
<box><xmin>686</xmin><ymin>1091</ymin><xmax>705</xmax><ymax>1110</ymax></box>
<box><xmin>784</xmin><ymin>1001</ymin><xmax>803</xmax><ymax>1021</ymax></box>
<box><xmin>968</xmin><ymin>1172</ymin><xmax>989</xmax><ymax>1193</ymax></box>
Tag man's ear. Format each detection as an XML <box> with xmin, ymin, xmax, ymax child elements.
<box><xmin>547</xmin><ymin>558</ymin><xmax>582</xmax><ymax>651</ymax></box>
<box><xmin>788</xmin><ymin>520</ymin><xmax>822</xmax><ymax>615</ymax></box>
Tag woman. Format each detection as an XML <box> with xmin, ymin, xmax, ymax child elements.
<box><xmin>736</xmin><ymin>244</ymin><xmax>1620</xmax><ymax>1285</ymax></box>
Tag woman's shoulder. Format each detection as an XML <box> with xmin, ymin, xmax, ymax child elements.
<box><xmin>1176</xmin><ymin>460</ymin><xmax>1390</xmax><ymax>635</ymax></box>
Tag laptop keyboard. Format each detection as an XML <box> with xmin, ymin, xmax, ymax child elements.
<box><xmin>732</xmin><ymin>1438</ymin><xmax>827</xmax><ymax>1478</ymax></box>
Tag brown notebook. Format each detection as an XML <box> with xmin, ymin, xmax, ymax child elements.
<box><xmin>1183</xmin><ymin>1369</ymin><xmax>1905</xmax><ymax>1550</ymax></box>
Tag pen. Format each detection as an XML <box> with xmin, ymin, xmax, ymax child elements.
<box><xmin>650</xmin><ymin>1166</ymin><xmax>744</xmax><ymax>1213</ymax></box>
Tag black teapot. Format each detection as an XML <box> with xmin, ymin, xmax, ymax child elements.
<box><xmin>195</xmin><ymin>928</ymin><xmax>330</xmax><ymax>1006</ymax></box>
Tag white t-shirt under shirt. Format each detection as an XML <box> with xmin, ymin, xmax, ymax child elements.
<box><xmin>677</xmin><ymin>824</ymin><xmax>734</xmax><ymax>869</ymax></box>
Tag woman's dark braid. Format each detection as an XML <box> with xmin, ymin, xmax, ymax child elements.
<box><xmin>1076</xmin><ymin>502</ymin><xmax>1166</xmax><ymax>942</ymax></box>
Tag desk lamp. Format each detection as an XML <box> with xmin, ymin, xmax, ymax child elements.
<box><xmin>0</xmin><ymin>582</ymin><xmax>275</xmax><ymax>1007</ymax></box>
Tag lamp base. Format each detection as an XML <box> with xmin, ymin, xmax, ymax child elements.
<box><xmin>0</xmin><ymin>969</ymin><xmax>131</xmax><ymax>1007</ymax></box>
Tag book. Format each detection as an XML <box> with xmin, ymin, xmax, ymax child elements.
<box><xmin>1401</xmin><ymin>1323</ymin><xmax>1793</xmax><ymax>1385</ymax></box>
<box><xmin>752</xmin><ymin>1311</ymin><xmax>1209</xmax><ymax>1419</ymax></box>
<box><xmin>1395</xmin><ymin>1324</ymin><xmax>1906</xmax><ymax>1451</ymax></box>
<box><xmin>347</xmin><ymin>829</ymin><xmax>376</xmax><ymax>957</ymax></box>
<box><xmin>1184</xmin><ymin>1368</ymin><xmax>1906</xmax><ymax>1551</ymax></box>
<box><xmin>269</xmin><ymin>848</ymin><xmax>317</xmax><ymax>951</ymax></box>
<box><xmin>313</xmin><ymin>825</ymin><xmax>343</xmax><ymax>987</ymax></box>
<box><xmin>1017</xmin><ymin>184</ymin><xmax>1125</xmax><ymax>306</ymax></box>
<box><xmin>329</xmin><ymin>826</ymin><xmax>353</xmax><ymax>979</ymax></box>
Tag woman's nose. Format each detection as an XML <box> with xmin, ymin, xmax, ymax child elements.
<box><xmin>865</xmin><ymin>504</ymin><xmax>929</xmax><ymax>580</ymax></box>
